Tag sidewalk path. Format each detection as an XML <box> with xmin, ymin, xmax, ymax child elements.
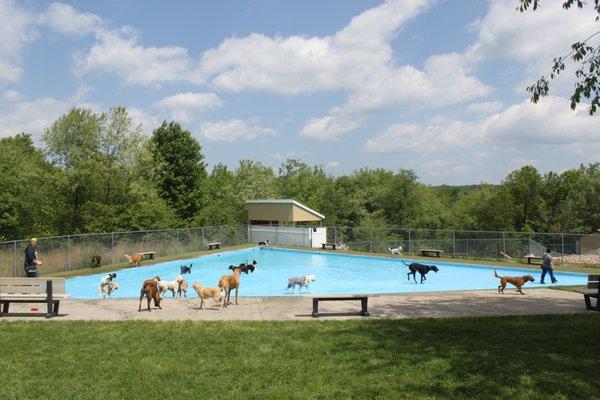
<box><xmin>1</xmin><ymin>289</ymin><xmax>587</xmax><ymax>321</ymax></box>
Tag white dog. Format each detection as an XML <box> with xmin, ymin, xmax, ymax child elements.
<box><xmin>99</xmin><ymin>281</ymin><xmax>118</xmax><ymax>299</ymax></box>
<box><xmin>338</xmin><ymin>242</ymin><xmax>349</xmax><ymax>251</ymax></box>
<box><xmin>157</xmin><ymin>276</ymin><xmax>183</xmax><ymax>298</ymax></box>
<box><xmin>285</xmin><ymin>274</ymin><xmax>316</xmax><ymax>293</ymax></box>
<box><xmin>389</xmin><ymin>245</ymin><xmax>403</xmax><ymax>255</ymax></box>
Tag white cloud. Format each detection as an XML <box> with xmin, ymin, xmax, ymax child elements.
<box><xmin>0</xmin><ymin>97</ymin><xmax>70</xmax><ymax>139</ymax></box>
<box><xmin>2</xmin><ymin>89</ymin><xmax>23</xmax><ymax>101</ymax></box>
<box><xmin>0</xmin><ymin>0</ymin><xmax>37</xmax><ymax>84</ymax></box>
<box><xmin>75</xmin><ymin>28</ymin><xmax>194</xmax><ymax>86</ymax></box>
<box><xmin>325</xmin><ymin>161</ymin><xmax>340</xmax><ymax>169</ymax></box>
<box><xmin>127</xmin><ymin>106</ymin><xmax>162</xmax><ymax>134</ymax></box>
<box><xmin>467</xmin><ymin>0</ymin><xmax>598</xmax><ymax>64</ymax></box>
<box><xmin>40</xmin><ymin>2</ymin><xmax>103</xmax><ymax>36</ymax></box>
<box><xmin>364</xmin><ymin>96</ymin><xmax>600</xmax><ymax>153</ymax></box>
<box><xmin>199</xmin><ymin>119</ymin><xmax>277</xmax><ymax>142</ymax></box>
<box><xmin>466</xmin><ymin>101</ymin><xmax>503</xmax><ymax>115</ymax></box>
<box><xmin>152</xmin><ymin>92</ymin><xmax>223</xmax><ymax>124</ymax></box>
<box><xmin>299</xmin><ymin>112</ymin><xmax>362</xmax><ymax>141</ymax></box>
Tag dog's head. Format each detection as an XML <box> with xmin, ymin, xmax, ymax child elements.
<box><xmin>305</xmin><ymin>274</ymin><xmax>316</xmax><ymax>283</ymax></box>
<box><xmin>176</xmin><ymin>275</ymin><xmax>183</xmax><ymax>283</ymax></box>
<box><xmin>153</xmin><ymin>276</ymin><xmax>161</xmax><ymax>281</ymax></box>
<box><xmin>523</xmin><ymin>275</ymin><xmax>535</xmax><ymax>283</ymax></box>
<box><xmin>228</xmin><ymin>264</ymin><xmax>236</xmax><ymax>270</ymax></box>
<box><xmin>430</xmin><ymin>266</ymin><xmax>439</xmax><ymax>273</ymax></box>
<box><xmin>252</xmin><ymin>260</ymin><xmax>258</xmax><ymax>266</ymax></box>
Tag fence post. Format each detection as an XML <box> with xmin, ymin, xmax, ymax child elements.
<box><xmin>452</xmin><ymin>231</ymin><xmax>456</xmax><ymax>256</ymax></box>
<box><xmin>219</xmin><ymin>226</ymin><xmax>223</xmax><ymax>245</ymax></box>
<box><xmin>13</xmin><ymin>240</ymin><xmax>17</xmax><ymax>277</ymax></box>
<box><xmin>369</xmin><ymin>228</ymin><xmax>373</xmax><ymax>253</ymax></box>
<box><xmin>333</xmin><ymin>226</ymin><xmax>337</xmax><ymax>244</ymax></box>
<box><xmin>561</xmin><ymin>233</ymin><xmax>565</xmax><ymax>254</ymax></box>
<box><xmin>67</xmin><ymin>235</ymin><xmax>72</xmax><ymax>271</ymax></box>
<box><xmin>201</xmin><ymin>227</ymin><xmax>205</xmax><ymax>248</ymax></box>
<box><xmin>111</xmin><ymin>233</ymin><xmax>115</xmax><ymax>264</ymax></box>
<box><xmin>502</xmin><ymin>232</ymin><xmax>506</xmax><ymax>255</ymax></box>
<box><xmin>408</xmin><ymin>229</ymin><xmax>411</xmax><ymax>254</ymax></box>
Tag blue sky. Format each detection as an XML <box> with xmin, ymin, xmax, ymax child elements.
<box><xmin>0</xmin><ymin>0</ymin><xmax>598</xmax><ymax>184</ymax></box>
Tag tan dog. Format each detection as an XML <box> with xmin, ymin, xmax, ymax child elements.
<box><xmin>177</xmin><ymin>278</ymin><xmax>188</xmax><ymax>298</ymax></box>
<box><xmin>138</xmin><ymin>276</ymin><xmax>162</xmax><ymax>311</ymax></box>
<box><xmin>192</xmin><ymin>282</ymin><xmax>223</xmax><ymax>309</ymax></box>
<box><xmin>218</xmin><ymin>267</ymin><xmax>241</xmax><ymax>307</ymax></box>
<box><xmin>494</xmin><ymin>269</ymin><xmax>535</xmax><ymax>295</ymax></box>
<box><xmin>125</xmin><ymin>253</ymin><xmax>144</xmax><ymax>267</ymax></box>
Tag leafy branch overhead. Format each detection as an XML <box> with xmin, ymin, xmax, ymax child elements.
<box><xmin>518</xmin><ymin>0</ymin><xmax>600</xmax><ymax>114</ymax></box>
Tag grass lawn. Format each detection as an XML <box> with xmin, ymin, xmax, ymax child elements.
<box><xmin>2</xmin><ymin>315</ymin><xmax>600</xmax><ymax>399</ymax></box>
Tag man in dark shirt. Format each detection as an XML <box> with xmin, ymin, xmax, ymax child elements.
<box><xmin>540</xmin><ymin>248</ymin><xmax>557</xmax><ymax>284</ymax></box>
<box><xmin>23</xmin><ymin>237</ymin><xmax>42</xmax><ymax>277</ymax></box>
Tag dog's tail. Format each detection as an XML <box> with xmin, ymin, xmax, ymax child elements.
<box><xmin>493</xmin><ymin>269</ymin><xmax>501</xmax><ymax>279</ymax></box>
<box><xmin>400</xmin><ymin>260</ymin><xmax>410</xmax><ymax>267</ymax></box>
<box><xmin>389</xmin><ymin>247</ymin><xmax>393</xmax><ymax>252</ymax></box>
<box><xmin>124</xmin><ymin>254</ymin><xmax>132</xmax><ymax>263</ymax></box>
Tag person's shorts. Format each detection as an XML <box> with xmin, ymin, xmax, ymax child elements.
<box><xmin>24</xmin><ymin>265</ymin><xmax>38</xmax><ymax>277</ymax></box>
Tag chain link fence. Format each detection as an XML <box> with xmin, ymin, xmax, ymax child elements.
<box><xmin>328</xmin><ymin>227</ymin><xmax>584</xmax><ymax>259</ymax></box>
<box><xmin>0</xmin><ymin>225</ymin><xmax>588</xmax><ymax>277</ymax></box>
<box><xmin>0</xmin><ymin>225</ymin><xmax>248</xmax><ymax>277</ymax></box>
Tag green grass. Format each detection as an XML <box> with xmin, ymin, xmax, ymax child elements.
<box><xmin>2</xmin><ymin>315</ymin><xmax>600</xmax><ymax>399</ymax></box>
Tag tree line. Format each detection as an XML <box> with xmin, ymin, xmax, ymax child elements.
<box><xmin>0</xmin><ymin>107</ymin><xmax>598</xmax><ymax>241</ymax></box>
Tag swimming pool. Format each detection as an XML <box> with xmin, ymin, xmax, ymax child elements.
<box><xmin>66</xmin><ymin>247</ymin><xmax>587</xmax><ymax>299</ymax></box>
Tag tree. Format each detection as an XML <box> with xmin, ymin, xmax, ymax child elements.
<box><xmin>149</xmin><ymin>121</ymin><xmax>207</xmax><ymax>222</ymax></box>
<box><xmin>0</xmin><ymin>134</ymin><xmax>65</xmax><ymax>239</ymax></box>
<box><xmin>503</xmin><ymin>166</ymin><xmax>546</xmax><ymax>231</ymax></box>
<box><xmin>519</xmin><ymin>0</ymin><xmax>600</xmax><ymax>114</ymax></box>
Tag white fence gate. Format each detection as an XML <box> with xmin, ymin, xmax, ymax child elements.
<box><xmin>248</xmin><ymin>226</ymin><xmax>326</xmax><ymax>248</ymax></box>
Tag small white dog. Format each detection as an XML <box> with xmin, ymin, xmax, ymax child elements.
<box><xmin>99</xmin><ymin>281</ymin><xmax>118</xmax><ymax>299</ymax></box>
<box><xmin>157</xmin><ymin>276</ymin><xmax>183</xmax><ymax>298</ymax></box>
<box><xmin>338</xmin><ymin>242</ymin><xmax>349</xmax><ymax>251</ymax></box>
<box><xmin>285</xmin><ymin>274</ymin><xmax>316</xmax><ymax>293</ymax></box>
<box><xmin>389</xmin><ymin>245</ymin><xmax>403</xmax><ymax>255</ymax></box>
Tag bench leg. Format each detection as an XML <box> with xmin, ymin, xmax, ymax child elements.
<box><xmin>584</xmin><ymin>295</ymin><xmax>592</xmax><ymax>310</ymax></box>
<box><xmin>1</xmin><ymin>301</ymin><xmax>8</xmax><ymax>316</ymax></box>
<box><xmin>360</xmin><ymin>298</ymin><xmax>369</xmax><ymax>317</ymax></box>
<box><xmin>53</xmin><ymin>301</ymin><xmax>60</xmax><ymax>315</ymax></box>
<box><xmin>312</xmin><ymin>299</ymin><xmax>319</xmax><ymax>318</ymax></box>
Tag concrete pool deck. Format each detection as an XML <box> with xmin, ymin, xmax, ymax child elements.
<box><xmin>0</xmin><ymin>288</ymin><xmax>590</xmax><ymax>321</ymax></box>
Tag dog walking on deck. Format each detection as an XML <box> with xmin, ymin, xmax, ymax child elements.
<box><xmin>494</xmin><ymin>269</ymin><xmax>535</xmax><ymax>295</ymax></box>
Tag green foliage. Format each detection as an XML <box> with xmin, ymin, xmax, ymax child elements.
<box><xmin>149</xmin><ymin>121</ymin><xmax>207</xmax><ymax>222</ymax></box>
<box><xmin>1</xmin><ymin>107</ymin><xmax>600</xmax><ymax>240</ymax></box>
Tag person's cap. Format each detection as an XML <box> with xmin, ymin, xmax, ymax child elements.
<box><xmin>29</xmin><ymin>238</ymin><xmax>38</xmax><ymax>243</ymax></box>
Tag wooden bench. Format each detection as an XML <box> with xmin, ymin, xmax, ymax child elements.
<box><xmin>419</xmin><ymin>249</ymin><xmax>443</xmax><ymax>257</ymax></box>
<box><xmin>140</xmin><ymin>251</ymin><xmax>155</xmax><ymax>260</ymax></box>
<box><xmin>576</xmin><ymin>275</ymin><xmax>599</xmax><ymax>311</ymax></box>
<box><xmin>524</xmin><ymin>255</ymin><xmax>543</xmax><ymax>265</ymax></box>
<box><xmin>207</xmin><ymin>242</ymin><xmax>221</xmax><ymax>250</ymax></box>
<box><xmin>311</xmin><ymin>295</ymin><xmax>369</xmax><ymax>318</ymax></box>
<box><xmin>0</xmin><ymin>278</ymin><xmax>69</xmax><ymax>318</ymax></box>
<box><xmin>322</xmin><ymin>242</ymin><xmax>337</xmax><ymax>250</ymax></box>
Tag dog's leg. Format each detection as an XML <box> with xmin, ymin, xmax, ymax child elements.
<box><xmin>234</xmin><ymin>288</ymin><xmax>238</xmax><ymax>305</ymax></box>
<box><xmin>200</xmin><ymin>297</ymin><xmax>204</xmax><ymax>309</ymax></box>
<box><xmin>517</xmin><ymin>285</ymin><xmax>524</xmax><ymax>295</ymax></box>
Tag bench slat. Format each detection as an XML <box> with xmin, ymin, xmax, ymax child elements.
<box><xmin>587</xmin><ymin>282</ymin><xmax>600</xmax><ymax>289</ymax></box>
<box><xmin>0</xmin><ymin>278</ymin><xmax>65</xmax><ymax>285</ymax></box>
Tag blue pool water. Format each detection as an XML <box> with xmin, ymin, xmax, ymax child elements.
<box><xmin>66</xmin><ymin>247</ymin><xmax>587</xmax><ymax>299</ymax></box>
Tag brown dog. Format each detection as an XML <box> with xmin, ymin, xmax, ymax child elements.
<box><xmin>177</xmin><ymin>278</ymin><xmax>188</xmax><ymax>298</ymax></box>
<box><xmin>192</xmin><ymin>282</ymin><xmax>223</xmax><ymax>309</ymax></box>
<box><xmin>91</xmin><ymin>255</ymin><xmax>102</xmax><ymax>268</ymax></box>
<box><xmin>494</xmin><ymin>269</ymin><xmax>535</xmax><ymax>295</ymax></box>
<box><xmin>125</xmin><ymin>253</ymin><xmax>144</xmax><ymax>267</ymax></box>
<box><xmin>138</xmin><ymin>276</ymin><xmax>162</xmax><ymax>311</ymax></box>
<box><xmin>218</xmin><ymin>267</ymin><xmax>241</xmax><ymax>307</ymax></box>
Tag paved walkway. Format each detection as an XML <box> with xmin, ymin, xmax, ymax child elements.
<box><xmin>1</xmin><ymin>288</ymin><xmax>589</xmax><ymax>321</ymax></box>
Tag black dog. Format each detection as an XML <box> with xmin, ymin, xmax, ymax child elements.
<box><xmin>91</xmin><ymin>255</ymin><xmax>102</xmax><ymax>268</ymax></box>
<box><xmin>401</xmin><ymin>261</ymin><xmax>439</xmax><ymax>284</ymax></box>
<box><xmin>229</xmin><ymin>260</ymin><xmax>257</xmax><ymax>274</ymax></box>
<box><xmin>180</xmin><ymin>263</ymin><xmax>193</xmax><ymax>274</ymax></box>
<box><xmin>258</xmin><ymin>240</ymin><xmax>270</xmax><ymax>246</ymax></box>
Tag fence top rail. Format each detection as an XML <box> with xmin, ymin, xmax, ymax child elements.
<box><xmin>331</xmin><ymin>226</ymin><xmax>585</xmax><ymax>237</ymax></box>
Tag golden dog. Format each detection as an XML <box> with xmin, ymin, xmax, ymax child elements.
<box><xmin>494</xmin><ymin>269</ymin><xmax>535</xmax><ymax>295</ymax></box>
<box><xmin>138</xmin><ymin>276</ymin><xmax>162</xmax><ymax>311</ymax></box>
<box><xmin>125</xmin><ymin>253</ymin><xmax>144</xmax><ymax>267</ymax></box>
<box><xmin>218</xmin><ymin>267</ymin><xmax>241</xmax><ymax>307</ymax></box>
<box><xmin>177</xmin><ymin>278</ymin><xmax>188</xmax><ymax>298</ymax></box>
<box><xmin>192</xmin><ymin>282</ymin><xmax>223</xmax><ymax>309</ymax></box>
